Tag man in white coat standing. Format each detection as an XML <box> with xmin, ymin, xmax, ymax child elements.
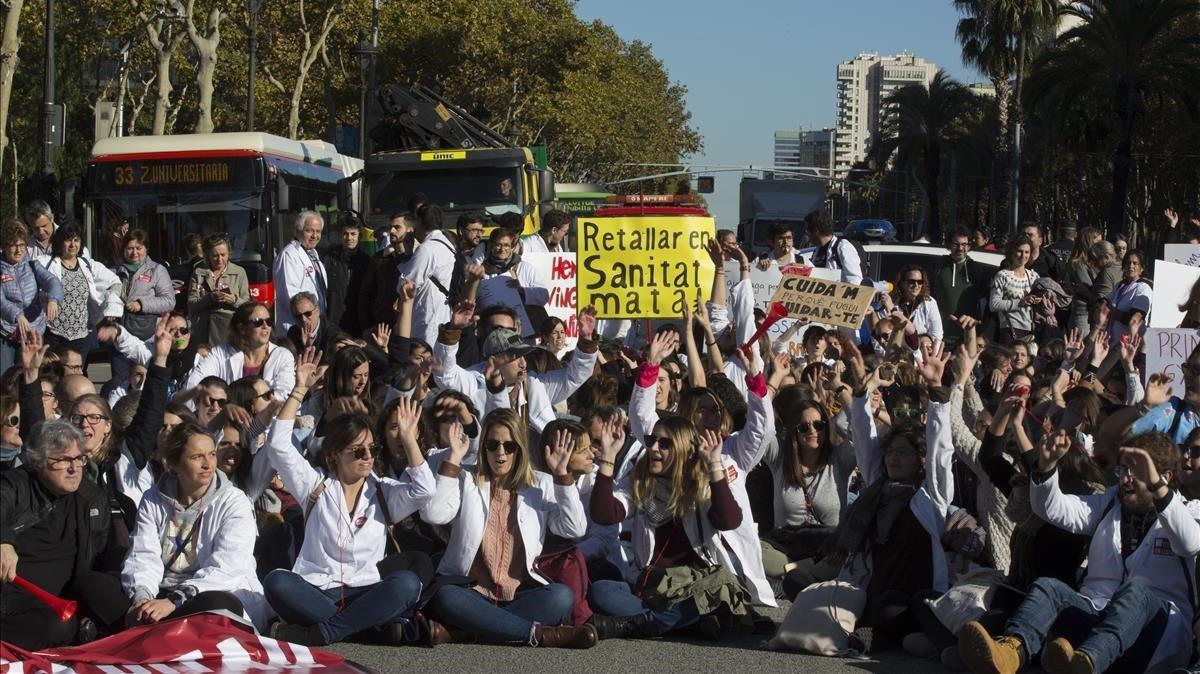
<box><xmin>273</xmin><ymin>211</ymin><xmax>327</xmax><ymax>337</ymax></box>
<box><xmin>397</xmin><ymin>204</ymin><xmax>457</xmax><ymax>347</ymax></box>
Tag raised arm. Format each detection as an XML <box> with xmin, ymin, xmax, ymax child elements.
<box><xmin>537</xmin><ymin>307</ymin><xmax>599</xmax><ymax>404</ymax></box>
<box><xmin>379</xmin><ymin>398</ymin><xmax>436</xmax><ymax>520</ymax></box>
<box><xmin>123</xmin><ymin>317</ymin><xmax>173</xmax><ymax>469</ymax></box>
<box><xmin>919</xmin><ymin>345</ymin><xmax>954</xmax><ymax>511</ymax></box>
<box><xmin>422</xmin><ymin>422</ymin><xmax>471</xmax><ymax>526</ymax></box>
<box><xmin>543</xmin><ymin>431</ymin><xmax>588</xmax><ymax>539</ymax></box>
<box><xmin>724</xmin><ymin>349</ymin><xmax>775</xmax><ymax>472</ymax></box>
<box><xmin>265</xmin><ymin>348</ymin><xmax>324</xmax><ymax>498</ymax></box>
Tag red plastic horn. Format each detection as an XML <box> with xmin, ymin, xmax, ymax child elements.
<box><xmin>742</xmin><ymin>301</ymin><xmax>790</xmax><ymax>352</ymax></box>
<box><xmin>13</xmin><ymin>575</ymin><xmax>77</xmax><ymax>622</ymax></box>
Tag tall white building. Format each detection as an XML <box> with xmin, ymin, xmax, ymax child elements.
<box><xmin>774</xmin><ymin>129</ymin><xmax>836</xmax><ymax>176</ymax></box>
<box><xmin>834</xmin><ymin>52</ymin><xmax>938</xmax><ymax>175</ymax></box>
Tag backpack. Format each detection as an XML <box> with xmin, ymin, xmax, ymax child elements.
<box><xmin>426</xmin><ymin>236</ymin><xmax>470</xmax><ymax>308</ymax></box>
<box><xmin>826</xmin><ymin>236</ymin><xmax>868</xmax><ymax>278</ymax></box>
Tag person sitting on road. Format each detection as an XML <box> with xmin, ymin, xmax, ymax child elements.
<box><xmin>184</xmin><ymin>302</ymin><xmax>296</xmax><ymax>400</ymax></box>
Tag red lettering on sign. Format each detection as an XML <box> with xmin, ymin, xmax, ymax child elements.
<box><xmin>552</xmin><ymin>256</ymin><xmax>577</xmax><ymax>281</ymax></box>
<box><xmin>548</xmin><ymin>285</ymin><xmax>577</xmax><ymax>309</ymax></box>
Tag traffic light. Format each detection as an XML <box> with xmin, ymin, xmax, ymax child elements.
<box><xmin>697</xmin><ymin>175</ymin><xmax>715</xmax><ymax>193</ymax></box>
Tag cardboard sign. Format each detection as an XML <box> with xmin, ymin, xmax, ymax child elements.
<box><xmin>1150</xmin><ymin>260</ymin><xmax>1200</xmax><ymax>328</ymax></box>
<box><xmin>1164</xmin><ymin>244</ymin><xmax>1200</xmax><ymax>267</ymax></box>
<box><xmin>769</xmin><ymin>275</ymin><xmax>875</xmax><ymax>330</ymax></box>
<box><xmin>523</xmin><ymin>251</ymin><xmax>579</xmax><ymax>351</ymax></box>
<box><xmin>578</xmin><ymin>215</ymin><xmax>716</xmax><ymax>318</ymax></box>
<box><xmin>1144</xmin><ymin>328</ymin><xmax>1200</xmax><ymax>384</ymax></box>
<box><xmin>723</xmin><ymin>260</ymin><xmax>839</xmax><ymax>309</ymax></box>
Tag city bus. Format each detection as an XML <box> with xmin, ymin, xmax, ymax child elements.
<box><xmin>81</xmin><ymin>132</ymin><xmax>363</xmax><ymax>308</ymax></box>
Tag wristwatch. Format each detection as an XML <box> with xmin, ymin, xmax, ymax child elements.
<box><xmin>1150</xmin><ymin>476</ymin><xmax>1168</xmax><ymax>493</ymax></box>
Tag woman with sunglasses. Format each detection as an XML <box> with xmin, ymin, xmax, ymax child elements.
<box><xmin>184</xmin><ymin>302</ymin><xmax>296</xmax><ymax>400</ymax></box>
<box><xmin>587</xmin><ymin>415</ymin><xmax>749</xmax><ymax>640</ymax></box>
<box><xmin>883</xmin><ymin>265</ymin><xmax>942</xmax><ymax>344</ymax></box>
<box><xmin>99</xmin><ymin>313</ymin><xmax>202</xmax><ymax>397</ymax></box>
<box><xmin>423</xmin><ymin>408</ymin><xmax>597</xmax><ymax>648</ymax></box>
<box><xmin>263</xmin><ymin>348</ymin><xmax>435</xmax><ymax>646</ymax></box>
<box><xmin>121</xmin><ymin>420</ymin><xmax>269</xmax><ymax>630</ymax></box>
<box><xmin>1</xmin><ymin>395</ymin><xmax>20</xmax><ymax>469</ymax></box>
<box><xmin>630</xmin><ymin>331</ymin><xmax>778</xmax><ymax>609</ymax></box>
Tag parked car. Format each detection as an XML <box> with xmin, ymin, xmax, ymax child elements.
<box><xmin>798</xmin><ymin>242</ymin><xmax>1004</xmax><ymax>283</ymax></box>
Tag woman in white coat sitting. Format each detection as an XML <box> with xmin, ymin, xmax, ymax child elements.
<box><xmin>422</xmin><ymin>408</ymin><xmax>598</xmax><ymax>648</ymax></box>
<box><xmin>262</xmin><ymin>348</ymin><xmax>435</xmax><ymax>646</ymax></box>
<box><xmin>184</xmin><ymin>302</ymin><xmax>296</xmax><ymax>399</ymax></box>
<box><xmin>587</xmin><ymin>415</ymin><xmax>750</xmax><ymax>640</ymax></box>
<box><xmin>882</xmin><ymin>264</ymin><xmax>943</xmax><ymax>344</ymax></box>
<box><xmin>122</xmin><ymin>420</ymin><xmax>269</xmax><ymax>629</ymax></box>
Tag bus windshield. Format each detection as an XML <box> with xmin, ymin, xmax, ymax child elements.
<box><xmin>86</xmin><ymin>190</ymin><xmax>263</xmax><ymax>268</ymax></box>
<box><xmin>368</xmin><ymin>166</ymin><xmax>523</xmax><ymax>217</ymax></box>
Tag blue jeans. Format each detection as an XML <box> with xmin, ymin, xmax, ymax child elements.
<box><xmin>588</xmin><ymin>579</ymin><xmax>701</xmax><ymax>636</ymax></box>
<box><xmin>263</xmin><ymin>569</ymin><xmax>422</xmax><ymax>644</ymax></box>
<box><xmin>428</xmin><ymin>583</ymin><xmax>574</xmax><ymax>644</ymax></box>
<box><xmin>1006</xmin><ymin>577</ymin><xmax>1170</xmax><ymax>672</ymax></box>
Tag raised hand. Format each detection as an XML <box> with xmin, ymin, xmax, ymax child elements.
<box><xmin>1121</xmin><ymin>333</ymin><xmax>1142</xmax><ymax>371</ymax></box>
<box><xmin>295</xmin><ymin>346</ymin><xmax>324</xmax><ymax>390</ymax></box>
<box><xmin>1166</xmin><ymin>207</ymin><xmax>1180</xmax><ymax>229</ymax></box>
<box><xmin>1091</xmin><ymin>331</ymin><xmax>1111</xmax><ymax>367</ymax></box>
<box><xmin>544</xmin><ymin>428</ymin><xmax>575</xmax><ymax>477</ymax></box>
<box><xmin>446</xmin><ymin>422</ymin><xmax>470</xmax><ymax>462</ymax></box>
<box><xmin>726</xmin><ymin>243</ymin><xmax>749</xmax><ymax>265</ymax></box>
<box><xmin>705</xmin><ymin>238</ymin><xmax>724</xmax><ymax>267</ymax></box>
<box><xmin>1063</xmin><ymin>328</ymin><xmax>1085</xmax><ymax>364</ymax></box>
<box><xmin>372</xmin><ymin>323</ymin><xmax>392</xmax><ymax>350</ymax></box>
<box><xmin>697</xmin><ymin>429</ymin><xmax>724</xmax><ymax>468</ymax></box>
<box><xmin>740</xmin><ymin>345</ymin><xmax>761</xmax><ymax>378</ymax></box>
<box><xmin>1039</xmin><ymin>429</ymin><xmax>1073</xmax><ymax>472</ymax></box>
<box><xmin>919</xmin><ymin>342</ymin><xmax>950</xmax><ymax>386</ymax></box>
<box><xmin>989</xmin><ymin>368</ymin><xmax>1006</xmax><ymax>393</ymax></box>
<box><xmin>224</xmin><ymin>403</ymin><xmax>252</xmax><ymax>429</ymax></box>
<box><xmin>647</xmin><ymin>331</ymin><xmax>679</xmax><ymax>366</ymax></box>
<box><xmin>951</xmin><ymin>344</ymin><xmax>978</xmax><ymax>386</ymax></box>
<box><xmin>1145</xmin><ymin>373</ymin><xmax>1174</xmax><ymax>408</ymax></box>
<box><xmin>394</xmin><ymin>396</ymin><xmax>422</xmax><ymax>444</ymax></box>
<box><xmin>578</xmin><ymin>305</ymin><xmax>597</xmax><ymax>341</ymax></box>
<box><xmin>152</xmin><ymin>315</ymin><xmax>174</xmax><ymax>361</ymax></box>
<box><xmin>484</xmin><ymin>356</ymin><xmax>504</xmax><ymax>389</ymax></box>
<box><xmin>597</xmin><ymin>417</ymin><xmax>625</xmax><ymax>463</ymax></box>
<box><xmin>450</xmin><ymin>299</ymin><xmax>476</xmax><ymax>329</ymax></box>
<box><xmin>1118</xmin><ymin>446</ymin><xmax>1163</xmax><ymax>490</ymax></box>
<box><xmin>863</xmin><ymin>365</ymin><xmax>896</xmax><ymax>393</ymax></box>
<box><xmin>19</xmin><ymin>330</ymin><xmax>47</xmax><ymax>375</ymax></box>
<box><xmin>400</xmin><ymin>280</ymin><xmax>417</xmax><ymax>302</ymax></box>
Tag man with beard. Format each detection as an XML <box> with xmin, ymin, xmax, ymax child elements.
<box><xmin>931</xmin><ymin>227</ymin><xmax>992</xmax><ymax>347</ymax></box>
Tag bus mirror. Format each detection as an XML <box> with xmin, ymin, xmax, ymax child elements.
<box><xmin>337</xmin><ymin>177</ymin><xmax>354</xmax><ymax>212</ymax></box>
<box><xmin>275</xmin><ymin>177</ymin><xmax>290</xmax><ymax>212</ymax></box>
<box><xmin>535</xmin><ymin>168</ymin><xmax>556</xmax><ymax>204</ymax></box>
<box><xmin>60</xmin><ymin>177</ymin><xmax>82</xmax><ymax>221</ymax></box>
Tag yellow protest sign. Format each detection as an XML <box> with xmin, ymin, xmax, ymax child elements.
<box><xmin>578</xmin><ymin>215</ymin><xmax>716</xmax><ymax>318</ymax></box>
<box><xmin>769</xmin><ymin>274</ymin><xmax>875</xmax><ymax>329</ymax></box>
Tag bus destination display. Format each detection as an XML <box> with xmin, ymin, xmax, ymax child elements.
<box><xmin>95</xmin><ymin>160</ymin><xmax>238</xmax><ymax>190</ymax></box>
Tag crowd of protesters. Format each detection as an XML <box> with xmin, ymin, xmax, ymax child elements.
<box><xmin>4</xmin><ymin>197</ymin><xmax>1200</xmax><ymax>674</ymax></box>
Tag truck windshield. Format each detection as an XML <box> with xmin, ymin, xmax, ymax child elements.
<box><xmin>369</xmin><ymin>166</ymin><xmax>522</xmax><ymax>216</ymax></box>
<box><xmin>86</xmin><ymin>190</ymin><xmax>263</xmax><ymax>268</ymax></box>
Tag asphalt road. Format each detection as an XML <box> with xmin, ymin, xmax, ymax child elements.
<box><xmin>325</xmin><ymin>603</ymin><xmax>943</xmax><ymax>673</ymax></box>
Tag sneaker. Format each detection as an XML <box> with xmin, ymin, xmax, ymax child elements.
<box><xmin>902</xmin><ymin>632</ymin><xmax>937</xmax><ymax>658</ymax></box>
<box><xmin>848</xmin><ymin>626</ymin><xmax>874</xmax><ymax>654</ymax></box>
<box><xmin>270</xmin><ymin>621</ymin><xmax>325</xmax><ymax>646</ymax></box>
<box><xmin>1042</xmin><ymin>637</ymin><xmax>1095</xmax><ymax>674</ymax></box>
<box><xmin>75</xmin><ymin>617</ymin><xmax>98</xmax><ymax>645</ymax></box>
<box><xmin>957</xmin><ymin>621</ymin><xmax>1025</xmax><ymax>674</ymax></box>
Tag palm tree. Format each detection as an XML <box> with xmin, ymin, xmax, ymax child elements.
<box><xmin>1025</xmin><ymin>0</ymin><xmax>1200</xmax><ymax>238</ymax></box>
<box><xmin>869</xmin><ymin>70</ymin><xmax>980</xmax><ymax>244</ymax></box>
<box><xmin>953</xmin><ymin>0</ymin><xmax>1059</xmax><ymax>234</ymax></box>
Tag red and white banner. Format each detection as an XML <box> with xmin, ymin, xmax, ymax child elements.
<box><xmin>523</xmin><ymin>252</ymin><xmax>579</xmax><ymax>353</ymax></box>
<box><xmin>1</xmin><ymin>613</ymin><xmax>360</xmax><ymax>674</ymax></box>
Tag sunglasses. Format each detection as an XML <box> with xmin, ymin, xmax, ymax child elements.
<box><xmin>893</xmin><ymin>406</ymin><xmax>922</xmax><ymax>419</ymax></box>
<box><xmin>345</xmin><ymin>443</ymin><xmax>380</xmax><ymax>460</ymax></box>
<box><xmin>4</xmin><ymin>415</ymin><xmax>18</xmax><ymax>428</ymax></box>
<box><xmin>257</xmin><ymin>391</ymin><xmax>274</xmax><ymax>403</ymax></box>
<box><xmin>205</xmin><ymin>397</ymin><xmax>229</xmax><ymax>408</ymax></box>
<box><xmin>248</xmin><ymin>317</ymin><xmax>273</xmax><ymax>328</ymax></box>
<box><xmin>903</xmin><ymin>278</ymin><xmax>924</xmax><ymax>286</ymax></box>
<box><xmin>484</xmin><ymin>440</ymin><xmax>519</xmax><ymax>455</ymax></box>
<box><xmin>1189</xmin><ymin>445</ymin><xmax>1200</xmax><ymax>459</ymax></box>
<box><xmin>796</xmin><ymin>420</ymin><xmax>827</xmax><ymax>433</ymax></box>
<box><xmin>169</xmin><ymin>326</ymin><xmax>191</xmax><ymax>335</ymax></box>
<box><xmin>643</xmin><ymin>435</ymin><xmax>674</xmax><ymax>450</ymax></box>
<box><xmin>296</xmin><ymin>310</ymin><xmax>316</xmax><ymax>320</ymax></box>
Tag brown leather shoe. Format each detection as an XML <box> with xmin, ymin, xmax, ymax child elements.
<box><xmin>427</xmin><ymin>619</ymin><xmax>473</xmax><ymax>646</ymax></box>
<box><xmin>536</xmin><ymin>624</ymin><xmax>598</xmax><ymax>649</ymax></box>
<box><xmin>958</xmin><ymin>621</ymin><xmax>1025</xmax><ymax>674</ymax></box>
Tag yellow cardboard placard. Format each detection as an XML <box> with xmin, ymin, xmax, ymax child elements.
<box><xmin>769</xmin><ymin>274</ymin><xmax>874</xmax><ymax>330</ymax></box>
<box><xmin>577</xmin><ymin>215</ymin><xmax>716</xmax><ymax>318</ymax></box>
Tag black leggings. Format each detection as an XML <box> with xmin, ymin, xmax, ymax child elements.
<box><xmin>163</xmin><ymin>590</ymin><xmax>246</xmax><ymax>620</ymax></box>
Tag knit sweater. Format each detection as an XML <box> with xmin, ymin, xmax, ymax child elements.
<box><xmin>989</xmin><ymin>268</ymin><xmax>1040</xmax><ymax>332</ymax></box>
<box><xmin>948</xmin><ymin>384</ymin><xmax>1015</xmax><ymax>574</ymax></box>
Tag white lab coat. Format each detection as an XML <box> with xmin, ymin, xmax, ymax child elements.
<box><xmin>424</xmin><ymin>467</ymin><xmax>587</xmax><ymax>582</ymax></box>
<box><xmin>628</xmin><ymin>364</ymin><xmax>778</xmax><ymax>607</ymax></box>
<box><xmin>265</xmin><ymin>418</ymin><xmax>436</xmax><ymax>589</ymax></box>
<box><xmin>183</xmin><ymin>342</ymin><xmax>296</xmax><ymax>400</ymax></box>
<box><xmin>476</xmin><ymin>261</ymin><xmax>551</xmax><ymax>338</ymax></box>
<box><xmin>519</xmin><ymin>234</ymin><xmax>563</xmax><ymax>255</ymax></box>
<box><xmin>122</xmin><ymin>472</ymin><xmax>270</xmax><ymax>629</ymax></box>
<box><xmin>272</xmin><ymin>240</ymin><xmax>327</xmax><ymax>337</ymax></box>
<box><xmin>842</xmin><ymin>393</ymin><xmax>954</xmax><ymax>593</ymax></box>
<box><xmin>398</xmin><ymin>229</ymin><xmax>457</xmax><ymax>346</ymax></box>
<box><xmin>42</xmin><ymin>254</ymin><xmax>124</xmax><ymax>327</ymax></box>
<box><xmin>1031</xmin><ymin>476</ymin><xmax>1200</xmax><ymax>673</ymax></box>
<box><xmin>433</xmin><ymin>339</ymin><xmax>598</xmax><ymax>435</ymax></box>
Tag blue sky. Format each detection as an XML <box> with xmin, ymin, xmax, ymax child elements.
<box><xmin>573</xmin><ymin>0</ymin><xmax>982</xmax><ymax>227</ymax></box>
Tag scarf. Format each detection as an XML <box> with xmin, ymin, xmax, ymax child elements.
<box><xmin>485</xmin><ymin>252</ymin><xmax>520</xmax><ymax>275</ymax></box>
<box><xmin>122</xmin><ymin>259</ymin><xmax>145</xmax><ymax>278</ymax></box>
<box><xmin>642</xmin><ymin>478</ymin><xmax>676</xmax><ymax>528</ymax></box>
<box><xmin>827</xmin><ymin>476</ymin><xmax>920</xmax><ymax>561</ymax></box>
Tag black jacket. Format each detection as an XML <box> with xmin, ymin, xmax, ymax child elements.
<box><xmin>284</xmin><ymin>320</ymin><xmax>348</xmax><ymax>356</ymax></box>
<box><xmin>326</xmin><ymin>245</ymin><xmax>372</xmax><ymax>336</ymax></box>
<box><xmin>0</xmin><ymin>465</ymin><xmax>111</xmax><ymax>579</ymax></box>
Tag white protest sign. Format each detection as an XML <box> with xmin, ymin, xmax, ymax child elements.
<box><xmin>1145</xmin><ymin>328</ymin><xmax>1200</xmax><ymax>384</ymax></box>
<box><xmin>522</xmin><ymin>251</ymin><xmax>579</xmax><ymax>351</ymax></box>
<box><xmin>1164</xmin><ymin>244</ymin><xmax>1200</xmax><ymax>267</ymax></box>
<box><xmin>723</xmin><ymin>261</ymin><xmax>839</xmax><ymax>308</ymax></box>
<box><xmin>1150</xmin><ymin>260</ymin><xmax>1200</xmax><ymax>328</ymax></box>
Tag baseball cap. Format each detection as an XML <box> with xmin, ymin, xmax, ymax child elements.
<box><xmin>483</xmin><ymin>328</ymin><xmax>536</xmax><ymax>359</ymax></box>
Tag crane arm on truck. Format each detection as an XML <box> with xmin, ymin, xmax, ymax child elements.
<box><xmin>370</xmin><ymin>84</ymin><xmax>515</xmax><ymax>152</ymax></box>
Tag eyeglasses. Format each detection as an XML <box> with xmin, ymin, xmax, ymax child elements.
<box><xmin>345</xmin><ymin>443</ymin><xmax>379</xmax><ymax>460</ymax></box>
<box><xmin>70</xmin><ymin>413</ymin><xmax>109</xmax><ymax>426</ymax></box>
<box><xmin>169</xmin><ymin>326</ymin><xmax>190</xmax><ymax>336</ymax></box>
<box><xmin>45</xmin><ymin>454</ymin><xmax>87</xmax><ymax>469</ymax></box>
<box><xmin>484</xmin><ymin>440</ymin><xmax>519</xmax><ymax>455</ymax></box>
<box><xmin>4</xmin><ymin>415</ymin><xmax>18</xmax><ymax>428</ymax></box>
<box><xmin>296</xmin><ymin>310</ymin><xmax>316</xmax><ymax>320</ymax></box>
<box><xmin>903</xmin><ymin>278</ymin><xmax>924</xmax><ymax>286</ymax></box>
<box><xmin>1114</xmin><ymin>465</ymin><xmax>1133</xmax><ymax>479</ymax></box>
<box><xmin>205</xmin><ymin>397</ymin><xmax>229</xmax><ymax>409</ymax></box>
<box><xmin>643</xmin><ymin>435</ymin><xmax>675</xmax><ymax>450</ymax></box>
<box><xmin>248</xmin><ymin>317</ymin><xmax>273</xmax><ymax>328</ymax></box>
<box><xmin>950</xmin><ymin>241</ymin><xmax>970</xmax><ymax>249</ymax></box>
<box><xmin>796</xmin><ymin>420</ymin><xmax>827</xmax><ymax>433</ymax></box>
<box><xmin>63</xmin><ymin>363</ymin><xmax>84</xmax><ymax>373</ymax></box>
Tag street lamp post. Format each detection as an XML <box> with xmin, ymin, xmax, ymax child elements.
<box><xmin>349</xmin><ymin>31</ymin><xmax>377</xmax><ymax>160</ymax></box>
<box><xmin>247</xmin><ymin>0</ymin><xmax>263</xmax><ymax>131</ymax></box>
<box><xmin>40</xmin><ymin>0</ymin><xmax>55</xmax><ymax>178</ymax></box>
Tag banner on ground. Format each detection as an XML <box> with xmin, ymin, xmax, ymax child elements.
<box><xmin>578</xmin><ymin>215</ymin><xmax>716</xmax><ymax>318</ymax></box>
<box><xmin>0</xmin><ymin>612</ymin><xmax>361</xmax><ymax>674</ymax></box>
<box><xmin>1164</xmin><ymin>244</ymin><xmax>1200</xmax><ymax>267</ymax></box>
<box><xmin>1150</xmin><ymin>260</ymin><xmax>1200</xmax><ymax>328</ymax></box>
<box><xmin>1144</xmin><ymin>328</ymin><xmax>1200</xmax><ymax>385</ymax></box>
<box><xmin>769</xmin><ymin>274</ymin><xmax>875</xmax><ymax>330</ymax></box>
<box><xmin>523</xmin><ymin>251</ymin><xmax>579</xmax><ymax>352</ymax></box>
